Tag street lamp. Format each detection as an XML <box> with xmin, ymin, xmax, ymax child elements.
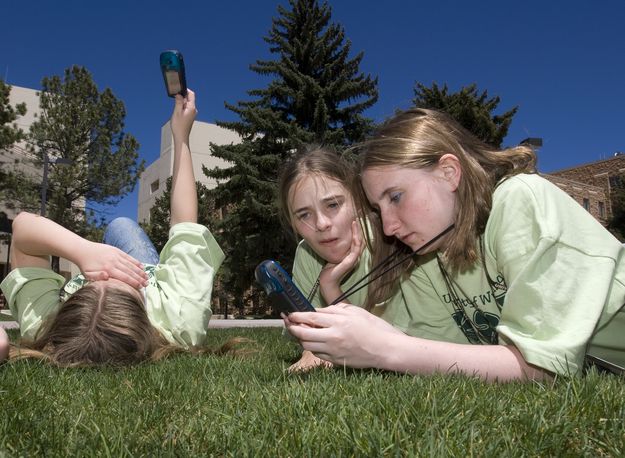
<box><xmin>40</xmin><ymin>151</ymin><xmax>72</xmax><ymax>217</ymax></box>
<box><xmin>40</xmin><ymin>151</ymin><xmax>72</xmax><ymax>273</ymax></box>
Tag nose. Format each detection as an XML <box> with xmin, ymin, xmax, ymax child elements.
<box><xmin>380</xmin><ymin>208</ymin><xmax>400</xmax><ymax>237</ymax></box>
<box><xmin>315</xmin><ymin>212</ymin><xmax>331</xmax><ymax>232</ymax></box>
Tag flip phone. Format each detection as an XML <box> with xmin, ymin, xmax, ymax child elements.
<box><xmin>255</xmin><ymin>260</ymin><xmax>316</xmax><ymax>314</ymax></box>
<box><xmin>160</xmin><ymin>50</ymin><xmax>187</xmax><ymax>97</ymax></box>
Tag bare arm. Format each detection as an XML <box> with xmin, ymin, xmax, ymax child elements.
<box><xmin>285</xmin><ymin>305</ymin><xmax>552</xmax><ymax>382</ymax></box>
<box><xmin>170</xmin><ymin>89</ymin><xmax>198</xmax><ymax>227</ymax></box>
<box><xmin>318</xmin><ymin>221</ymin><xmax>364</xmax><ymax>304</ymax></box>
<box><xmin>10</xmin><ymin>212</ymin><xmax>147</xmax><ymax>289</ymax></box>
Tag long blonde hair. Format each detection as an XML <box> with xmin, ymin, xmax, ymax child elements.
<box><xmin>9</xmin><ymin>283</ymin><xmax>249</xmax><ymax>367</ymax></box>
<box><xmin>356</xmin><ymin>108</ymin><xmax>536</xmax><ymax>305</ymax></box>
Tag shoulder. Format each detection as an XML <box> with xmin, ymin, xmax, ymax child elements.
<box><xmin>494</xmin><ymin>173</ymin><xmax>559</xmax><ymax>200</ymax></box>
<box><xmin>168</xmin><ymin>222</ymin><xmax>213</xmax><ymax>238</ymax></box>
<box><xmin>294</xmin><ymin>239</ymin><xmax>324</xmax><ymax>267</ymax></box>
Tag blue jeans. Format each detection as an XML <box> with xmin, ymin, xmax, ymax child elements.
<box><xmin>102</xmin><ymin>217</ymin><xmax>160</xmax><ymax>265</ymax></box>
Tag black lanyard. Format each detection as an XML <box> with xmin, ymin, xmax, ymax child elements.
<box><xmin>328</xmin><ymin>224</ymin><xmax>456</xmax><ymax>305</ymax></box>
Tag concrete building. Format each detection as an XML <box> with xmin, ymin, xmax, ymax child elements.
<box><xmin>137</xmin><ymin>120</ymin><xmax>240</xmax><ymax>223</ymax></box>
<box><xmin>1</xmin><ymin>85</ymin><xmax>78</xmax><ymax>281</ymax></box>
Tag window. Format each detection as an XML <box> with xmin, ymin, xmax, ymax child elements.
<box><xmin>599</xmin><ymin>201</ymin><xmax>605</xmax><ymax>218</ymax></box>
<box><xmin>150</xmin><ymin>179</ymin><xmax>160</xmax><ymax>194</ymax></box>
<box><xmin>583</xmin><ymin>198</ymin><xmax>590</xmax><ymax>211</ymax></box>
<box><xmin>609</xmin><ymin>175</ymin><xmax>623</xmax><ymax>190</ymax></box>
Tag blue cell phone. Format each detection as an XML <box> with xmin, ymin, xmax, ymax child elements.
<box><xmin>255</xmin><ymin>260</ymin><xmax>316</xmax><ymax>314</ymax></box>
<box><xmin>160</xmin><ymin>50</ymin><xmax>187</xmax><ymax>97</ymax></box>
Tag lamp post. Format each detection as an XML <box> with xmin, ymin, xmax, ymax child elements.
<box><xmin>40</xmin><ymin>150</ymin><xmax>72</xmax><ymax>272</ymax></box>
<box><xmin>41</xmin><ymin>151</ymin><xmax>72</xmax><ymax>217</ymax></box>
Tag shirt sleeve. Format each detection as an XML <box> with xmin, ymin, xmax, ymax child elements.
<box><xmin>148</xmin><ymin>222</ymin><xmax>224</xmax><ymax>347</ymax></box>
<box><xmin>0</xmin><ymin>267</ymin><xmax>66</xmax><ymax>340</ymax></box>
<box><xmin>488</xmin><ymin>175</ymin><xmax>624</xmax><ymax>375</ymax></box>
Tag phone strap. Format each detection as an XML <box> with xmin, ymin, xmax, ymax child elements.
<box><xmin>329</xmin><ymin>224</ymin><xmax>455</xmax><ymax>305</ymax></box>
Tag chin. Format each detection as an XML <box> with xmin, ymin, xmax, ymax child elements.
<box><xmin>324</xmin><ymin>250</ymin><xmax>350</xmax><ymax>265</ymax></box>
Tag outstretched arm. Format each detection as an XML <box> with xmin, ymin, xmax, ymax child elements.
<box><xmin>170</xmin><ymin>89</ymin><xmax>198</xmax><ymax>227</ymax></box>
<box><xmin>285</xmin><ymin>305</ymin><xmax>552</xmax><ymax>382</ymax></box>
<box><xmin>10</xmin><ymin>212</ymin><xmax>147</xmax><ymax>289</ymax></box>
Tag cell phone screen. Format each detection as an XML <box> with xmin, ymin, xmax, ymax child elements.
<box><xmin>164</xmin><ymin>71</ymin><xmax>183</xmax><ymax>95</ymax></box>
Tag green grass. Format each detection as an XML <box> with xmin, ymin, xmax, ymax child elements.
<box><xmin>1</xmin><ymin>328</ymin><xmax>624</xmax><ymax>457</ymax></box>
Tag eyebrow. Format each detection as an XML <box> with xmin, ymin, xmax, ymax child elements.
<box><xmin>376</xmin><ymin>187</ymin><xmax>395</xmax><ymax>202</ymax></box>
<box><xmin>292</xmin><ymin>194</ymin><xmax>346</xmax><ymax>215</ymax></box>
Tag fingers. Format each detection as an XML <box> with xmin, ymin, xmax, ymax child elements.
<box><xmin>288</xmin><ymin>308</ymin><xmax>347</xmax><ymax>330</ymax></box>
<box><xmin>106</xmin><ymin>249</ymin><xmax>148</xmax><ymax>289</ymax></box>
<box><xmin>184</xmin><ymin>89</ymin><xmax>196</xmax><ymax>107</ymax></box>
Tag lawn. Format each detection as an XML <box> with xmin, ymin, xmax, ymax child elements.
<box><xmin>2</xmin><ymin>327</ymin><xmax>624</xmax><ymax>456</ymax></box>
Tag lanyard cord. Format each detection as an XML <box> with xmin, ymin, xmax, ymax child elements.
<box><xmin>329</xmin><ymin>224</ymin><xmax>456</xmax><ymax>305</ymax></box>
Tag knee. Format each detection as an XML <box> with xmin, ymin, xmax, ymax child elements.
<box><xmin>104</xmin><ymin>217</ymin><xmax>138</xmax><ymax>237</ymax></box>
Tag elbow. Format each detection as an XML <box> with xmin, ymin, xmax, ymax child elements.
<box><xmin>12</xmin><ymin>211</ymin><xmax>36</xmax><ymax>232</ymax></box>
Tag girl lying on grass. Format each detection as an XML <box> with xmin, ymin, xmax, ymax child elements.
<box><xmin>0</xmin><ymin>89</ymin><xmax>233</xmax><ymax>366</ymax></box>
<box><xmin>285</xmin><ymin>108</ymin><xmax>625</xmax><ymax>382</ymax></box>
<box><xmin>278</xmin><ymin>146</ymin><xmax>451</xmax><ymax>371</ymax></box>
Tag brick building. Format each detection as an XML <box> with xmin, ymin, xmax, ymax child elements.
<box><xmin>543</xmin><ymin>153</ymin><xmax>625</xmax><ymax>226</ymax></box>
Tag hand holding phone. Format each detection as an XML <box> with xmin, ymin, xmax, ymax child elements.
<box><xmin>255</xmin><ymin>260</ymin><xmax>316</xmax><ymax>314</ymax></box>
<box><xmin>160</xmin><ymin>50</ymin><xmax>187</xmax><ymax>97</ymax></box>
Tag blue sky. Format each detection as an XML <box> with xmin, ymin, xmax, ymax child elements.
<box><xmin>2</xmin><ymin>0</ymin><xmax>624</xmax><ymax>221</ymax></box>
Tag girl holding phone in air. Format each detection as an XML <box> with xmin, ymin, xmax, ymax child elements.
<box><xmin>1</xmin><ymin>89</ymin><xmax>230</xmax><ymax>366</ymax></box>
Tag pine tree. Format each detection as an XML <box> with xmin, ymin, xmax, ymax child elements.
<box><xmin>142</xmin><ymin>177</ymin><xmax>217</xmax><ymax>253</ymax></box>
<box><xmin>204</xmin><ymin>0</ymin><xmax>378</xmax><ymax>302</ymax></box>
<box><xmin>0</xmin><ymin>80</ymin><xmax>27</xmax><ymax>150</ymax></box>
<box><xmin>28</xmin><ymin>66</ymin><xmax>144</xmax><ymax>235</ymax></box>
<box><xmin>413</xmin><ymin>82</ymin><xmax>517</xmax><ymax>148</ymax></box>
<box><xmin>0</xmin><ymin>80</ymin><xmax>32</xmax><ymax>206</ymax></box>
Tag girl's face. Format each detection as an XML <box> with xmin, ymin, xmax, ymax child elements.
<box><xmin>288</xmin><ymin>174</ymin><xmax>356</xmax><ymax>264</ymax></box>
<box><xmin>361</xmin><ymin>161</ymin><xmax>458</xmax><ymax>253</ymax></box>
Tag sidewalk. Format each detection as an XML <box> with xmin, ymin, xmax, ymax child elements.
<box><xmin>0</xmin><ymin>319</ymin><xmax>284</xmax><ymax>330</ymax></box>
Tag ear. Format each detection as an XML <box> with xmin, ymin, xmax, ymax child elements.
<box><xmin>438</xmin><ymin>154</ymin><xmax>462</xmax><ymax>191</ymax></box>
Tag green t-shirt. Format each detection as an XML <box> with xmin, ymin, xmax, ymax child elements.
<box><xmin>392</xmin><ymin>174</ymin><xmax>625</xmax><ymax>375</ymax></box>
<box><xmin>294</xmin><ymin>174</ymin><xmax>625</xmax><ymax>375</ymax></box>
<box><xmin>291</xmin><ymin>229</ymin><xmax>444</xmax><ymax>328</ymax></box>
<box><xmin>0</xmin><ymin>222</ymin><xmax>224</xmax><ymax>348</ymax></box>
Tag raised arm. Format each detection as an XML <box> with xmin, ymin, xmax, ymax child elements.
<box><xmin>10</xmin><ymin>212</ymin><xmax>147</xmax><ymax>289</ymax></box>
<box><xmin>170</xmin><ymin>89</ymin><xmax>198</xmax><ymax>227</ymax></box>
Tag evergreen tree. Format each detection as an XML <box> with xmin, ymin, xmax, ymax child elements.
<box><xmin>413</xmin><ymin>82</ymin><xmax>517</xmax><ymax>148</ymax></box>
<box><xmin>142</xmin><ymin>177</ymin><xmax>217</xmax><ymax>252</ymax></box>
<box><xmin>0</xmin><ymin>80</ymin><xmax>27</xmax><ymax>150</ymax></box>
<box><xmin>28</xmin><ymin>66</ymin><xmax>144</xmax><ymax>235</ymax></box>
<box><xmin>204</xmin><ymin>0</ymin><xmax>378</xmax><ymax>300</ymax></box>
<box><xmin>0</xmin><ymin>80</ymin><xmax>32</xmax><ymax>206</ymax></box>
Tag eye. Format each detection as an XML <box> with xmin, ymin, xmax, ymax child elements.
<box><xmin>295</xmin><ymin>211</ymin><xmax>310</xmax><ymax>221</ymax></box>
<box><xmin>389</xmin><ymin>191</ymin><xmax>402</xmax><ymax>204</ymax></box>
<box><xmin>327</xmin><ymin>201</ymin><xmax>341</xmax><ymax>210</ymax></box>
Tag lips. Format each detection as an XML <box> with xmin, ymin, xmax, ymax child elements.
<box><xmin>319</xmin><ymin>238</ymin><xmax>339</xmax><ymax>245</ymax></box>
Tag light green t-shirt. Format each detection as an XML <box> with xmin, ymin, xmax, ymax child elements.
<box><xmin>390</xmin><ymin>174</ymin><xmax>625</xmax><ymax>376</ymax></box>
<box><xmin>291</xmin><ymin>231</ymin><xmax>438</xmax><ymax>324</ymax></box>
<box><xmin>0</xmin><ymin>222</ymin><xmax>224</xmax><ymax>348</ymax></box>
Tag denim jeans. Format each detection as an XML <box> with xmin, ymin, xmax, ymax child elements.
<box><xmin>102</xmin><ymin>217</ymin><xmax>160</xmax><ymax>265</ymax></box>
